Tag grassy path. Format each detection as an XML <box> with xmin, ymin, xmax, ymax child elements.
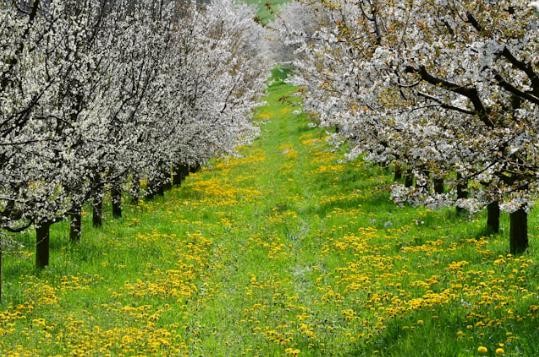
<box><xmin>1</xmin><ymin>70</ymin><xmax>538</xmax><ymax>356</ymax></box>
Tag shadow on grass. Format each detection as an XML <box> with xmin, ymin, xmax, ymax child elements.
<box><xmin>293</xmin><ymin>124</ymin><xmax>315</xmax><ymax>135</ymax></box>
<box><xmin>307</xmin><ymin>191</ymin><xmax>395</xmax><ymax>218</ymax></box>
<box><xmin>348</xmin><ymin>308</ymin><xmax>539</xmax><ymax>357</ymax></box>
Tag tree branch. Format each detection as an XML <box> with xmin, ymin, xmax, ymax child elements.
<box><xmin>492</xmin><ymin>70</ymin><xmax>539</xmax><ymax>105</ymax></box>
<box><xmin>498</xmin><ymin>47</ymin><xmax>539</xmax><ymax>98</ymax></box>
<box><xmin>417</xmin><ymin>91</ymin><xmax>476</xmax><ymax>116</ymax></box>
<box><xmin>405</xmin><ymin>65</ymin><xmax>494</xmax><ymax>127</ymax></box>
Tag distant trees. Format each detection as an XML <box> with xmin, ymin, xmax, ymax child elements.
<box><xmin>267</xmin><ymin>1</ymin><xmax>329</xmax><ymax>64</ymax></box>
<box><xmin>283</xmin><ymin>0</ymin><xmax>538</xmax><ymax>254</ymax></box>
<box><xmin>0</xmin><ymin>0</ymin><xmax>268</xmax><ymax>300</ymax></box>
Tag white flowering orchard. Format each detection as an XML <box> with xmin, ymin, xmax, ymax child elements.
<box><xmin>0</xmin><ymin>0</ymin><xmax>269</xmax><ymax>285</ymax></box>
<box><xmin>283</xmin><ymin>0</ymin><xmax>538</xmax><ymax>254</ymax></box>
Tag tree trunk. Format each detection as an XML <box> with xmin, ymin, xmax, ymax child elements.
<box><xmin>146</xmin><ymin>179</ymin><xmax>156</xmax><ymax>200</ymax></box>
<box><xmin>146</xmin><ymin>178</ymin><xmax>160</xmax><ymax>200</ymax></box>
<box><xmin>182</xmin><ymin>164</ymin><xmax>190</xmax><ymax>181</ymax></box>
<box><xmin>131</xmin><ymin>175</ymin><xmax>140</xmax><ymax>205</ymax></box>
<box><xmin>162</xmin><ymin>169</ymin><xmax>172</xmax><ymax>192</ymax></box>
<box><xmin>0</xmin><ymin>243</ymin><xmax>3</xmax><ymax>303</ymax></box>
<box><xmin>433</xmin><ymin>178</ymin><xmax>444</xmax><ymax>194</ymax></box>
<box><xmin>486</xmin><ymin>201</ymin><xmax>500</xmax><ymax>234</ymax></box>
<box><xmin>394</xmin><ymin>163</ymin><xmax>402</xmax><ymax>181</ymax></box>
<box><xmin>36</xmin><ymin>221</ymin><xmax>51</xmax><ymax>269</ymax></box>
<box><xmin>69</xmin><ymin>205</ymin><xmax>82</xmax><ymax>242</ymax></box>
<box><xmin>416</xmin><ymin>169</ymin><xmax>430</xmax><ymax>191</ymax></box>
<box><xmin>172</xmin><ymin>167</ymin><xmax>181</xmax><ymax>186</ymax></box>
<box><xmin>456</xmin><ymin>173</ymin><xmax>468</xmax><ymax>216</ymax></box>
<box><xmin>510</xmin><ymin>207</ymin><xmax>528</xmax><ymax>254</ymax></box>
<box><xmin>92</xmin><ymin>175</ymin><xmax>104</xmax><ymax>228</ymax></box>
<box><xmin>189</xmin><ymin>163</ymin><xmax>201</xmax><ymax>174</ymax></box>
<box><xmin>172</xmin><ymin>164</ymin><xmax>184</xmax><ymax>186</ymax></box>
<box><xmin>111</xmin><ymin>180</ymin><xmax>122</xmax><ymax>219</ymax></box>
<box><xmin>156</xmin><ymin>180</ymin><xmax>165</xmax><ymax>197</ymax></box>
<box><xmin>93</xmin><ymin>198</ymin><xmax>103</xmax><ymax>227</ymax></box>
<box><xmin>404</xmin><ymin>170</ymin><xmax>413</xmax><ymax>188</ymax></box>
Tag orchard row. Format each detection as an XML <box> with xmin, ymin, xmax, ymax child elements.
<box><xmin>278</xmin><ymin>0</ymin><xmax>538</xmax><ymax>254</ymax></box>
<box><xmin>0</xmin><ymin>0</ymin><xmax>269</xmax><ymax>288</ymax></box>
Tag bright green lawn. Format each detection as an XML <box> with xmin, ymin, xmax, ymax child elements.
<box><xmin>0</xmin><ymin>68</ymin><xmax>538</xmax><ymax>356</ymax></box>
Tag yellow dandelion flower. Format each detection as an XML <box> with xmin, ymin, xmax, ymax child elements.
<box><xmin>495</xmin><ymin>348</ymin><xmax>504</xmax><ymax>355</ymax></box>
<box><xmin>285</xmin><ymin>347</ymin><xmax>301</xmax><ymax>356</ymax></box>
<box><xmin>477</xmin><ymin>346</ymin><xmax>488</xmax><ymax>354</ymax></box>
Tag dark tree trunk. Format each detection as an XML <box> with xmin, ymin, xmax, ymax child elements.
<box><xmin>156</xmin><ymin>180</ymin><xmax>165</xmax><ymax>197</ymax></box>
<box><xmin>0</xmin><ymin>243</ymin><xmax>2</xmax><ymax>303</ymax></box>
<box><xmin>131</xmin><ymin>175</ymin><xmax>140</xmax><ymax>205</ymax></box>
<box><xmin>92</xmin><ymin>175</ymin><xmax>104</xmax><ymax>228</ymax></box>
<box><xmin>394</xmin><ymin>164</ymin><xmax>402</xmax><ymax>181</ymax></box>
<box><xmin>404</xmin><ymin>170</ymin><xmax>413</xmax><ymax>188</ymax></box>
<box><xmin>182</xmin><ymin>164</ymin><xmax>190</xmax><ymax>180</ymax></box>
<box><xmin>487</xmin><ymin>201</ymin><xmax>500</xmax><ymax>234</ymax></box>
<box><xmin>111</xmin><ymin>180</ymin><xmax>122</xmax><ymax>219</ymax></box>
<box><xmin>93</xmin><ymin>198</ymin><xmax>103</xmax><ymax>227</ymax></box>
<box><xmin>456</xmin><ymin>173</ymin><xmax>468</xmax><ymax>216</ymax></box>
<box><xmin>146</xmin><ymin>179</ymin><xmax>155</xmax><ymax>200</ymax></box>
<box><xmin>189</xmin><ymin>163</ymin><xmax>201</xmax><ymax>174</ymax></box>
<box><xmin>162</xmin><ymin>169</ymin><xmax>172</xmax><ymax>192</ymax></box>
<box><xmin>510</xmin><ymin>208</ymin><xmax>528</xmax><ymax>254</ymax></box>
<box><xmin>433</xmin><ymin>178</ymin><xmax>444</xmax><ymax>194</ymax></box>
<box><xmin>69</xmin><ymin>205</ymin><xmax>82</xmax><ymax>242</ymax></box>
<box><xmin>36</xmin><ymin>221</ymin><xmax>51</xmax><ymax>269</ymax></box>
<box><xmin>173</xmin><ymin>164</ymin><xmax>188</xmax><ymax>186</ymax></box>
<box><xmin>172</xmin><ymin>165</ymin><xmax>182</xmax><ymax>186</ymax></box>
<box><xmin>146</xmin><ymin>178</ymin><xmax>160</xmax><ymax>200</ymax></box>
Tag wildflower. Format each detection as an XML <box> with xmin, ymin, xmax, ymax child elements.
<box><xmin>285</xmin><ymin>347</ymin><xmax>301</xmax><ymax>356</ymax></box>
<box><xmin>477</xmin><ymin>346</ymin><xmax>488</xmax><ymax>354</ymax></box>
<box><xmin>495</xmin><ymin>348</ymin><xmax>504</xmax><ymax>355</ymax></box>
<box><xmin>342</xmin><ymin>309</ymin><xmax>356</xmax><ymax>321</ymax></box>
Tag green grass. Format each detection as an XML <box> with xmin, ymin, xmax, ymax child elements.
<box><xmin>0</xmin><ymin>68</ymin><xmax>538</xmax><ymax>356</ymax></box>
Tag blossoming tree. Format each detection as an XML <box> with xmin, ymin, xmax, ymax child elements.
<box><xmin>0</xmin><ymin>0</ymin><xmax>269</xmax><ymax>300</ymax></box>
<box><xmin>285</xmin><ymin>0</ymin><xmax>538</xmax><ymax>254</ymax></box>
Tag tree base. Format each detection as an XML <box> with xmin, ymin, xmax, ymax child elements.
<box><xmin>36</xmin><ymin>221</ymin><xmax>51</xmax><ymax>269</ymax></box>
<box><xmin>486</xmin><ymin>201</ymin><xmax>500</xmax><ymax>234</ymax></box>
<box><xmin>510</xmin><ymin>208</ymin><xmax>528</xmax><ymax>254</ymax></box>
